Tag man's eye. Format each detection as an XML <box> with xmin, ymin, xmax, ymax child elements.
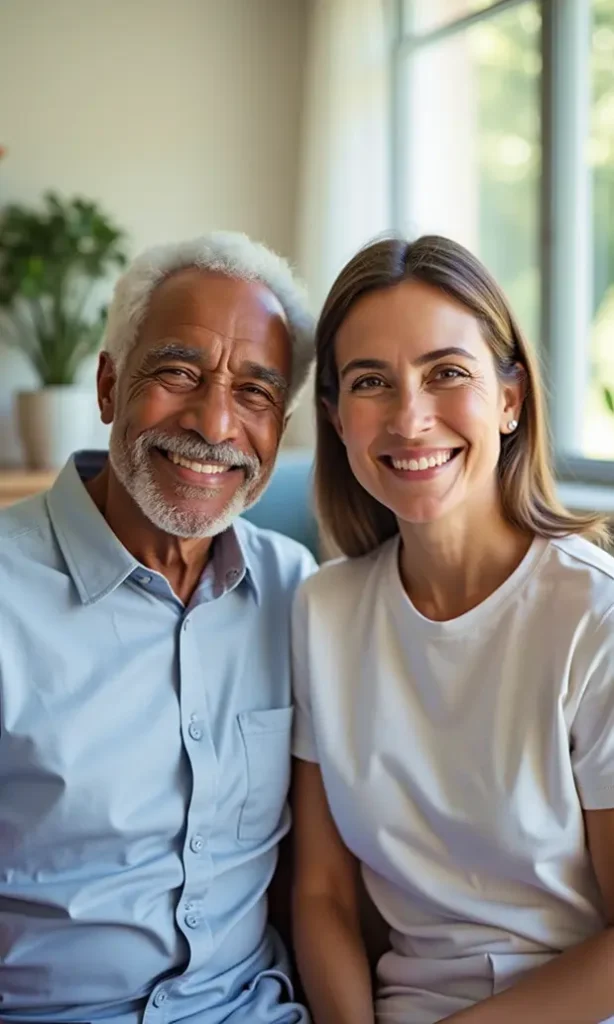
<box><xmin>351</xmin><ymin>375</ymin><xmax>387</xmax><ymax>391</ymax></box>
<box><xmin>157</xmin><ymin>367</ymin><xmax>197</xmax><ymax>383</ymax></box>
<box><xmin>240</xmin><ymin>385</ymin><xmax>274</xmax><ymax>403</ymax></box>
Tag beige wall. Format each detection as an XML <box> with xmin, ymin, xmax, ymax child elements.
<box><xmin>0</xmin><ymin>0</ymin><xmax>307</xmax><ymax>463</ymax></box>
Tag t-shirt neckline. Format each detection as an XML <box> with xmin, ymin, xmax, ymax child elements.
<box><xmin>388</xmin><ymin>532</ymin><xmax>550</xmax><ymax>636</ymax></box>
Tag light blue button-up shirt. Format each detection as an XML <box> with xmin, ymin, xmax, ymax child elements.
<box><xmin>0</xmin><ymin>452</ymin><xmax>316</xmax><ymax>1024</ymax></box>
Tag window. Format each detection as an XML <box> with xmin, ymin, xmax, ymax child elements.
<box><xmin>403</xmin><ymin>0</ymin><xmax>501</xmax><ymax>35</ymax></box>
<box><xmin>393</xmin><ymin>0</ymin><xmax>614</xmax><ymax>478</ymax></box>
<box><xmin>587</xmin><ymin>0</ymin><xmax>614</xmax><ymax>459</ymax></box>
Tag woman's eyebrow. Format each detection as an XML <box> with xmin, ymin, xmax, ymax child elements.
<box><xmin>340</xmin><ymin>347</ymin><xmax>476</xmax><ymax>379</ymax></box>
<box><xmin>413</xmin><ymin>346</ymin><xmax>477</xmax><ymax>367</ymax></box>
<box><xmin>339</xmin><ymin>358</ymin><xmax>390</xmax><ymax>379</ymax></box>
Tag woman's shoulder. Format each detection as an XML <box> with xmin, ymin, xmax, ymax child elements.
<box><xmin>296</xmin><ymin>536</ymin><xmax>397</xmax><ymax>611</ymax></box>
<box><xmin>544</xmin><ymin>534</ymin><xmax>614</xmax><ymax>620</ymax></box>
<box><xmin>550</xmin><ymin>533</ymin><xmax>614</xmax><ymax>574</ymax></box>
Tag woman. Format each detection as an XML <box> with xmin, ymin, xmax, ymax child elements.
<box><xmin>290</xmin><ymin>235</ymin><xmax>614</xmax><ymax>1024</ymax></box>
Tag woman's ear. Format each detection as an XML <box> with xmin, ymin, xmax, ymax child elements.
<box><xmin>500</xmin><ymin>362</ymin><xmax>526</xmax><ymax>433</ymax></box>
<box><xmin>322</xmin><ymin>398</ymin><xmax>344</xmax><ymax>443</ymax></box>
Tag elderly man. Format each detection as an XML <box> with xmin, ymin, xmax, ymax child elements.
<box><xmin>0</xmin><ymin>233</ymin><xmax>316</xmax><ymax>1023</ymax></box>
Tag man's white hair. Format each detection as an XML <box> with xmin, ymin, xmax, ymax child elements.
<box><xmin>103</xmin><ymin>231</ymin><xmax>315</xmax><ymax>411</ymax></box>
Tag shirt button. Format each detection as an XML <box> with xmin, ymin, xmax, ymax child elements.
<box><xmin>185</xmin><ymin>913</ymin><xmax>200</xmax><ymax>929</ymax></box>
<box><xmin>190</xmin><ymin>834</ymin><xmax>204</xmax><ymax>853</ymax></box>
<box><xmin>188</xmin><ymin>723</ymin><xmax>203</xmax><ymax>741</ymax></box>
<box><xmin>138</xmin><ymin>573</ymin><xmax>152</xmax><ymax>584</ymax></box>
<box><xmin>153</xmin><ymin>989</ymin><xmax>168</xmax><ymax>1007</ymax></box>
<box><xmin>226</xmin><ymin>568</ymin><xmax>240</xmax><ymax>583</ymax></box>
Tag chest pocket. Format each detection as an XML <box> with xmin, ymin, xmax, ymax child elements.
<box><xmin>237</xmin><ymin>707</ymin><xmax>294</xmax><ymax>842</ymax></box>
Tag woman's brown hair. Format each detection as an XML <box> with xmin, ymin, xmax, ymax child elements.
<box><xmin>315</xmin><ymin>234</ymin><xmax>608</xmax><ymax>558</ymax></box>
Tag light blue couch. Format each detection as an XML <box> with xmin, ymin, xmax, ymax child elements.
<box><xmin>242</xmin><ymin>448</ymin><xmax>318</xmax><ymax>559</ymax></box>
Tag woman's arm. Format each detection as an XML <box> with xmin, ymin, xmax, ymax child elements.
<box><xmin>292</xmin><ymin>758</ymin><xmax>375</xmax><ymax>1024</ymax></box>
<box><xmin>442</xmin><ymin>808</ymin><xmax>614</xmax><ymax>1024</ymax></box>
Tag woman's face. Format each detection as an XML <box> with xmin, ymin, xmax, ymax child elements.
<box><xmin>330</xmin><ymin>279</ymin><xmax>523</xmax><ymax>526</ymax></box>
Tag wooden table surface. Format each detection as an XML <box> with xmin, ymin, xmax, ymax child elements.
<box><xmin>0</xmin><ymin>468</ymin><xmax>57</xmax><ymax>507</ymax></box>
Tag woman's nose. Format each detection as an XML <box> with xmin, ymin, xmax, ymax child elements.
<box><xmin>385</xmin><ymin>388</ymin><xmax>434</xmax><ymax>438</ymax></box>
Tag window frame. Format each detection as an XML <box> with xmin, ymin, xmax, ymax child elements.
<box><xmin>391</xmin><ymin>0</ymin><xmax>614</xmax><ymax>485</ymax></box>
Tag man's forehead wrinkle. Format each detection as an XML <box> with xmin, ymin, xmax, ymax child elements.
<box><xmin>134</xmin><ymin>316</ymin><xmax>289</xmax><ymax>367</ymax></box>
<box><xmin>147</xmin><ymin>268</ymin><xmax>288</xmax><ymax>327</ymax></box>
<box><xmin>151</xmin><ymin>320</ymin><xmax>285</xmax><ymax>346</ymax></box>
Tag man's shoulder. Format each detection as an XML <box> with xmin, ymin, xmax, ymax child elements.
<box><xmin>235</xmin><ymin>516</ymin><xmax>318</xmax><ymax>593</ymax></box>
<box><xmin>0</xmin><ymin>493</ymin><xmax>60</xmax><ymax>612</ymax></box>
<box><xmin>0</xmin><ymin>492</ymin><xmax>52</xmax><ymax>549</ymax></box>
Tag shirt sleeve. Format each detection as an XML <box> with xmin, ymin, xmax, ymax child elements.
<box><xmin>291</xmin><ymin>583</ymin><xmax>320</xmax><ymax>763</ymax></box>
<box><xmin>298</xmin><ymin>548</ymin><xmax>319</xmax><ymax>583</ymax></box>
<box><xmin>571</xmin><ymin>606</ymin><xmax>614</xmax><ymax>809</ymax></box>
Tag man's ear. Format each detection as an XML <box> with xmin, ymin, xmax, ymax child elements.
<box><xmin>97</xmin><ymin>352</ymin><xmax>117</xmax><ymax>426</ymax></box>
<box><xmin>322</xmin><ymin>398</ymin><xmax>343</xmax><ymax>443</ymax></box>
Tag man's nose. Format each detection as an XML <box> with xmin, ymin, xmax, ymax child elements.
<box><xmin>178</xmin><ymin>380</ymin><xmax>240</xmax><ymax>445</ymax></box>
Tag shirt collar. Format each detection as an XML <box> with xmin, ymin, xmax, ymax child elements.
<box><xmin>46</xmin><ymin>451</ymin><xmax>260</xmax><ymax>606</ymax></box>
<box><xmin>196</xmin><ymin>517</ymin><xmax>261</xmax><ymax>605</ymax></box>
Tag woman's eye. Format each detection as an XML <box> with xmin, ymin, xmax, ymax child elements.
<box><xmin>432</xmin><ymin>366</ymin><xmax>468</xmax><ymax>382</ymax></box>
<box><xmin>351</xmin><ymin>375</ymin><xmax>387</xmax><ymax>391</ymax></box>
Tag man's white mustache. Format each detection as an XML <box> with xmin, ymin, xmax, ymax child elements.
<box><xmin>138</xmin><ymin>431</ymin><xmax>261</xmax><ymax>479</ymax></box>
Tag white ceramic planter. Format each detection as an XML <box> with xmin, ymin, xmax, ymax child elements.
<box><xmin>16</xmin><ymin>387</ymin><xmax>97</xmax><ymax>469</ymax></box>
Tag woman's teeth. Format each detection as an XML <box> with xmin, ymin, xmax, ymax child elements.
<box><xmin>391</xmin><ymin>450</ymin><xmax>454</xmax><ymax>472</ymax></box>
<box><xmin>167</xmin><ymin>452</ymin><xmax>230</xmax><ymax>474</ymax></box>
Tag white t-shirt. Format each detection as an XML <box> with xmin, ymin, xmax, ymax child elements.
<box><xmin>292</xmin><ymin>533</ymin><xmax>614</xmax><ymax>1023</ymax></box>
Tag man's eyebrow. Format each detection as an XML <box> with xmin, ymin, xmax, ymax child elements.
<box><xmin>241</xmin><ymin>361</ymin><xmax>289</xmax><ymax>394</ymax></box>
<box><xmin>139</xmin><ymin>346</ymin><xmax>289</xmax><ymax>393</ymax></box>
<box><xmin>140</xmin><ymin>342</ymin><xmax>204</xmax><ymax>368</ymax></box>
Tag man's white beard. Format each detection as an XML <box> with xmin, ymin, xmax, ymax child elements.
<box><xmin>108</xmin><ymin>423</ymin><xmax>264</xmax><ymax>539</ymax></box>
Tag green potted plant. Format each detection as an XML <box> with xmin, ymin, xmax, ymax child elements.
<box><xmin>0</xmin><ymin>191</ymin><xmax>128</xmax><ymax>468</ymax></box>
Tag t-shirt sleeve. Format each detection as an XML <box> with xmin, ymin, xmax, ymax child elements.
<box><xmin>291</xmin><ymin>584</ymin><xmax>320</xmax><ymax>763</ymax></box>
<box><xmin>571</xmin><ymin>607</ymin><xmax>614</xmax><ymax>809</ymax></box>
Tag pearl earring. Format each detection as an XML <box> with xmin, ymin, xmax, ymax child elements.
<box><xmin>507</xmin><ymin>419</ymin><xmax>518</xmax><ymax>432</ymax></box>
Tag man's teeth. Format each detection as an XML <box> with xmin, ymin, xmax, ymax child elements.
<box><xmin>391</xmin><ymin>450</ymin><xmax>454</xmax><ymax>472</ymax></box>
<box><xmin>167</xmin><ymin>452</ymin><xmax>230</xmax><ymax>474</ymax></box>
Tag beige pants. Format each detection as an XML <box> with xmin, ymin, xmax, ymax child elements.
<box><xmin>375</xmin><ymin>950</ymin><xmax>614</xmax><ymax>1023</ymax></box>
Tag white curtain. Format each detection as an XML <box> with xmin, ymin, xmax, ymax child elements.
<box><xmin>284</xmin><ymin>0</ymin><xmax>392</xmax><ymax>448</ymax></box>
